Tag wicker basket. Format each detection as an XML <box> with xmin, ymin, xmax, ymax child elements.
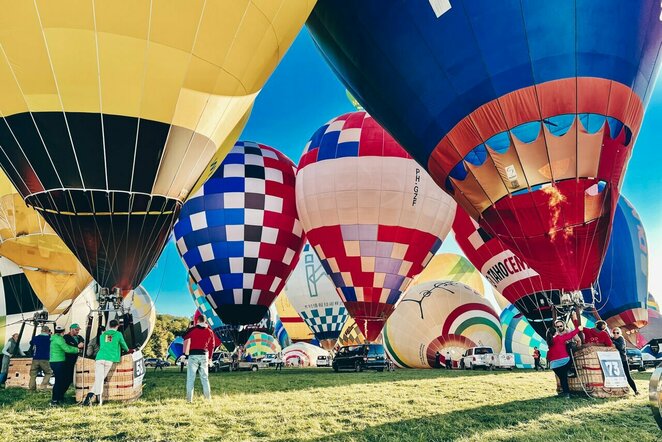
<box><xmin>556</xmin><ymin>345</ymin><xmax>629</xmax><ymax>398</ymax></box>
<box><xmin>4</xmin><ymin>358</ymin><xmax>34</xmax><ymax>389</ymax></box>
<box><xmin>74</xmin><ymin>351</ymin><xmax>145</xmax><ymax>402</ymax></box>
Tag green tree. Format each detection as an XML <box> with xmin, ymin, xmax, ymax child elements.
<box><xmin>142</xmin><ymin>314</ymin><xmax>191</xmax><ymax>359</ymax></box>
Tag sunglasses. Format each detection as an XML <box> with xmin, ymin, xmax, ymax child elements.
<box><xmin>555</xmin><ymin>325</ymin><xmax>564</xmax><ymax>329</ymax></box>
<box><xmin>614</xmin><ymin>331</ymin><xmax>621</xmax><ymax>335</ymax></box>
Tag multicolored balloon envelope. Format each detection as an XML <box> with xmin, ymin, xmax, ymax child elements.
<box><xmin>638</xmin><ymin>294</ymin><xmax>662</xmax><ymax>346</ymax></box>
<box><xmin>0</xmin><ymin>173</ymin><xmax>91</xmax><ymax>313</ymax></box>
<box><xmin>585</xmin><ymin>197</ymin><xmax>648</xmax><ymax>331</ymax></box>
<box><xmin>500</xmin><ymin>304</ymin><xmax>548</xmax><ymax>369</ymax></box>
<box><xmin>296</xmin><ymin>111</ymin><xmax>456</xmax><ymax>341</ymax></box>
<box><xmin>168</xmin><ymin>336</ymin><xmax>185</xmax><ymax>362</ymax></box>
<box><xmin>281</xmin><ymin>243</ymin><xmax>349</xmax><ymax>350</ymax></box>
<box><xmin>274</xmin><ymin>316</ymin><xmax>292</xmax><ymax>349</ymax></box>
<box><xmin>307</xmin><ymin>1</ymin><xmax>662</xmax><ymax>296</ymax></box>
<box><xmin>274</xmin><ymin>290</ymin><xmax>314</xmax><ymax>342</ymax></box>
<box><xmin>59</xmin><ymin>284</ymin><xmax>156</xmax><ymax>351</ymax></box>
<box><xmin>283</xmin><ymin>342</ymin><xmax>330</xmax><ymax>367</ymax></box>
<box><xmin>0</xmin><ymin>0</ymin><xmax>314</xmax><ymax>291</ymax></box>
<box><xmin>409</xmin><ymin>253</ymin><xmax>484</xmax><ymax>295</ymax></box>
<box><xmin>245</xmin><ymin>332</ymin><xmax>281</xmax><ymax>359</ymax></box>
<box><xmin>176</xmin><ymin>141</ymin><xmax>305</xmax><ymax>325</ymax></box>
<box><xmin>383</xmin><ymin>281</ymin><xmax>501</xmax><ymax>369</ymax></box>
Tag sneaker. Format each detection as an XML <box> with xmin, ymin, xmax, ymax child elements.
<box><xmin>564</xmin><ymin>393</ymin><xmax>571</xmax><ymax>399</ymax></box>
<box><xmin>49</xmin><ymin>400</ymin><xmax>60</xmax><ymax>407</ymax></box>
<box><xmin>567</xmin><ymin>372</ymin><xmax>577</xmax><ymax>378</ymax></box>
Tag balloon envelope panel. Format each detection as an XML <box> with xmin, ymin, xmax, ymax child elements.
<box><xmin>409</xmin><ymin>253</ymin><xmax>484</xmax><ymax>296</ymax></box>
<box><xmin>245</xmin><ymin>332</ymin><xmax>281</xmax><ymax>359</ymax></box>
<box><xmin>383</xmin><ymin>281</ymin><xmax>501</xmax><ymax>369</ymax></box>
<box><xmin>168</xmin><ymin>336</ymin><xmax>185</xmax><ymax>362</ymax></box>
<box><xmin>587</xmin><ymin>197</ymin><xmax>648</xmax><ymax>330</ymax></box>
<box><xmin>176</xmin><ymin>141</ymin><xmax>305</xmax><ymax>325</ymax></box>
<box><xmin>500</xmin><ymin>304</ymin><xmax>548</xmax><ymax>368</ymax></box>
<box><xmin>307</xmin><ymin>0</ymin><xmax>662</xmax><ymax>293</ymax></box>
<box><xmin>283</xmin><ymin>342</ymin><xmax>329</xmax><ymax>367</ymax></box>
<box><xmin>274</xmin><ymin>291</ymin><xmax>314</xmax><ymax>342</ymax></box>
<box><xmin>282</xmin><ymin>242</ymin><xmax>348</xmax><ymax>347</ymax></box>
<box><xmin>296</xmin><ymin>111</ymin><xmax>456</xmax><ymax>341</ymax></box>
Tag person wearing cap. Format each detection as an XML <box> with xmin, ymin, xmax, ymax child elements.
<box><xmin>50</xmin><ymin>325</ymin><xmax>83</xmax><ymax>406</ymax></box>
<box><xmin>28</xmin><ymin>326</ymin><xmax>53</xmax><ymax>390</ymax></box>
<box><xmin>83</xmin><ymin>319</ymin><xmax>129</xmax><ymax>406</ymax></box>
<box><xmin>62</xmin><ymin>323</ymin><xmax>85</xmax><ymax>398</ymax></box>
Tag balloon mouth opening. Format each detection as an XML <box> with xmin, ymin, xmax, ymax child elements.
<box><xmin>216</xmin><ymin>304</ymin><xmax>269</xmax><ymax>327</ymax></box>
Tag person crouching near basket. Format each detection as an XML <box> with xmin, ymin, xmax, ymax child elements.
<box><xmin>82</xmin><ymin>319</ymin><xmax>129</xmax><ymax>406</ymax></box>
<box><xmin>546</xmin><ymin>317</ymin><xmax>583</xmax><ymax>399</ymax></box>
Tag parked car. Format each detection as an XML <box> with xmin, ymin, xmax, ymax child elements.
<box><xmin>493</xmin><ymin>353</ymin><xmax>515</xmax><ymax>370</ymax></box>
<box><xmin>642</xmin><ymin>339</ymin><xmax>662</xmax><ymax>368</ymax></box>
<box><xmin>460</xmin><ymin>347</ymin><xmax>495</xmax><ymax>370</ymax></box>
<box><xmin>210</xmin><ymin>351</ymin><xmax>232</xmax><ymax>372</ymax></box>
<box><xmin>332</xmin><ymin>344</ymin><xmax>388</xmax><ymax>372</ymax></box>
<box><xmin>144</xmin><ymin>358</ymin><xmax>169</xmax><ymax>367</ymax></box>
<box><xmin>262</xmin><ymin>353</ymin><xmax>281</xmax><ymax>367</ymax></box>
<box><xmin>316</xmin><ymin>355</ymin><xmax>331</xmax><ymax>367</ymax></box>
<box><xmin>626</xmin><ymin>348</ymin><xmax>645</xmax><ymax>371</ymax></box>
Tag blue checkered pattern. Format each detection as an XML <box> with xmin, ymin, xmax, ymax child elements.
<box><xmin>175</xmin><ymin>141</ymin><xmax>304</xmax><ymax>323</ymax></box>
<box><xmin>300</xmin><ymin>306</ymin><xmax>348</xmax><ymax>341</ymax></box>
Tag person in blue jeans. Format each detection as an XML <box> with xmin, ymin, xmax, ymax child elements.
<box><xmin>183</xmin><ymin>315</ymin><xmax>216</xmax><ymax>402</ymax></box>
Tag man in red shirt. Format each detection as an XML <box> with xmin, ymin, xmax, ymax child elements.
<box><xmin>183</xmin><ymin>314</ymin><xmax>216</xmax><ymax>402</ymax></box>
<box><xmin>574</xmin><ymin>319</ymin><xmax>613</xmax><ymax>347</ymax></box>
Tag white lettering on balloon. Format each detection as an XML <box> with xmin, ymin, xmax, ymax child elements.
<box><xmin>480</xmin><ymin>250</ymin><xmax>540</xmax><ymax>293</ymax></box>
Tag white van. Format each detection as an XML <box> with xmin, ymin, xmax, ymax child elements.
<box><xmin>460</xmin><ymin>347</ymin><xmax>496</xmax><ymax>370</ymax></box>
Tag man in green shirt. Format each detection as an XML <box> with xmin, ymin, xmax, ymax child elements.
<box><xmin>83</xmin><ymin>319</ymin><xmax>129</xmax><ymax>406</ymax></box>
<box><xmin>50</xmin><ymin>326</ymin><xmax>83</xmax><ymax>406</ymax></box>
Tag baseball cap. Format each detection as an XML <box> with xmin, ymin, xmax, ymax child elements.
<box><xmin>70</xmin><ymin>323</ymin><xmax>81</xmax><ymax>330</ymax></box>
<box><xmin>54</xmin><ymin>325</ymin><xmax>65</xmax><ymax>333</ymax></box>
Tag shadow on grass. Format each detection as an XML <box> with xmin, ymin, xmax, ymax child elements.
<box><xmin>290</xmin><ymin>397</ymin><xmax>656</xmax><ymax>442</ymax></box>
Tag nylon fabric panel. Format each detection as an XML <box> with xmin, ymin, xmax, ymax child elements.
<box><xmin>409</xmin><ymin>253</ymin><xmax>484</xmax><ymax>296</ymax></box>
<box><xmin>274</xmin><ymin>291</ymin><xmax>314</xmax><ymax>342</ymax></box>
<box><xmin>383</xmin><ymin>281</ymin><xmax>501</xmax><ymax>369</ymax></box>
<box><xmin>282</xmin><ymin>243</ymin><xmax>348</xmax><ymax>346</ymax></box>
<box><xmin>500</xmin><ymin>304</ymin><xmax>548</xmax><ymax>369</ymax></box>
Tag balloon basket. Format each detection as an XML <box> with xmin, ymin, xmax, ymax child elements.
<box><xmin>74</xmin><ymin>351</ymin><xmax>145</xmax><ymax>403</ymax></box>
<box><xmin>555</xmin><ymin>346</ymin><xmax>629</xmax><ymax>398</ymax></box>
<box><xmin>4</xmin><ymin>357</ymin><xmax>38</xmax><ymax>389</ymax></box>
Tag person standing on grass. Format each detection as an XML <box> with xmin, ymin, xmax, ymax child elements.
<box><xmin>546</xmin><ymin>317</ymin><xmax>583</xmax><ymax>399</ymax></box>
<box><xmin>83</xmin><ymin>319</ymin><xmax>129</xmax><ymax>406</ymax></box>
<box><xmin>0</xmin><ymin>333</ymin><xmax>23</xmax><ymax>385</ymax></box>
<box><xmin>533</xmin><ymin>347</ymin><xmax>542</xmax><ymax>371</ymax></box>
<box><xmin>445</xmin><ymin>351</ymin><xmax>452</xmax><ymax>369</ymax></box>
<box><xmin>183</xmin><ymin>314</ymin><xmax>215</xmax><ymax>402</ymax></box>
<box><xmin>62</xmin><ymin>323</ymin><xmax>85</xmax><ymax>397</ymax></box>
<box><xmin>29</xmin><ymin>326</ymin><xmax>53</xmax><ymax>390</ymax></box>
<box><xmin>611</xmin><ymin>327</ymin><xmax>639</xmax><ymax>395</ymax></box>
<box><xmin>50</xmin><ymin>326</ymin><xmax>83</xmax><ymax>406</ymax></box>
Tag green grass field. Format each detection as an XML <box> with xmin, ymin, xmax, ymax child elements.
<box><xmin>0</xmin><ymin>367</ymin><xmax>657</xmax><ymax>442</ymax></box>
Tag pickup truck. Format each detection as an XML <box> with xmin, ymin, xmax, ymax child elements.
<box><xmin>492</xmin><ymin>353</ymin><xmax>515</xmax><ymax>370</ymax></box>
<box><xmin>230</xmin><ymin>361</ymin><xmax>270</xmax><ymax>372</ymax></box>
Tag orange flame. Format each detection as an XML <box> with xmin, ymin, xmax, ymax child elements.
<box><xmin>541</xmin><ymin>186</ymin><xmax>567</xmax><ymax>240</ymax></box>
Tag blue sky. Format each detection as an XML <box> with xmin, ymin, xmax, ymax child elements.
<box><xmin>145</xmin><ymin>29</ymin><xmax>662</xmax><ymax>316</ymax></box>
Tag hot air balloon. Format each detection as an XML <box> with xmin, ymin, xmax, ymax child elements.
<box><xmin>245</xmin><ymin>332</ymin><xmax>281</xmax><ymax>359</ymax></box>
<box><xmin>280</xmin><ymin>243</ymin><xmax>348</xmax><ymax>349</ymax></box>
<box><xmin>383</xmin><ymin>281</ymin><xmax>501</xmax><ymax>369</ymax></box>
<box><xmin>500</xmin><ymin>304</ymin><xmax>548</xmax><ymax>369</ymax></box>
<box><xmin>638</xmin><ymin>293</ymin><xmax>662</xmax><ymax>346</ymax></box>
<box><xmin>0</xmin><ymin>172</ymin><xmax>91</xmax><ymax>313</ymax></box>
<box><xmin>586</xmin><ymin>197</ymin><xmax>649</xmax><ymax>331</ymax></box>
<box><xmin>274</xmin><ymin>291</ymin><xmax>314</xmax><ymax>342</ymax></box>
<box><xmin>0</xmin><ymin>257</ymin><xmax>44</xmax><ymax>352</ymax></box>
<box><xmin>175</xmin><ymin>141</ymin><xmax>305</xmax><ymax>325</ymax></box>
<box><xmin>168</xmin><ymin>336</ymin><xmax>185</xmax><ymax>362</ymax></box>
<box><xmin>59</xmin><ymin>284</ymin><xmax>156</xmax><ymax>351</ymax></box>
<box><xmin>273</xmin><ymin>316</ymin><xmax>292</xmax><ymax>349</ymax></box>
<box><xmin>0</xmin><ymin>0</ymin><xmax>315</xmax><ymax>296</ymax></box>
<box><xmin>307</xmin><ymin>0</ymin><xmax>662</xmax><ymax>307</ymax></box>
<box><xmin>409</xmin><ymin>253</ymin><xmax>484</xmax><ymax>295</ymax></box>
<box><xmin>282</xmin><ymin>342</ymin><xmax>330</xmax><ymax>367</ymax></box>
<box><xmin>296</xmin><ymin>111</ymin><xmax>457</xmax><ymax>341</ymax></box>
<box><xmin>337</xmin><ymin>317</ymin><xmax>365</xmax><ymax>348</ymax></box>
